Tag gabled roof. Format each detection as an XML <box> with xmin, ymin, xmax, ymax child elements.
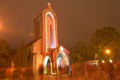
<box><xmin>26</xmin><ymin>37</ymin><xmax>42</xmax><ymax>47</ymax></box>
<box><xmin>34</xmin><ymin>3</ymin><xmax>57</xmax><ymax>22</ymax></box>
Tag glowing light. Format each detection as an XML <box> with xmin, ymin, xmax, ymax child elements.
<box><xmin>43</xmin><ymin>56</ymin><xmax>52</xmax><ymax>74</ymax></box>
<box><xmin>109</xmin><ymin>59</ymin><xmax>112</xmax><ymax>63</ymax></box>
<box><xmin>45</xmin><ymin>12</ymin><xmax>48</xmax><ymax>52</ymax></box>
<box><xmin>57</xmin><ymin>57</ymin><xmax>61</xmax><ymax>68</ymax></box>
<box><xmin>43</xmin><ymin>56</ymin><xmax>50</xmax><ymax>67</ymax></box>
<box><xmin>105</xmin><ymin>49</ymin><xmax>110</xmax><ymax>54</ymax></box>
<box><xmin>45</xmin><ymin>11</ymin><xmax>56</xmax><ymax>51</ymax></box>
<box><xmin>60</xmin><ymin>46</ymin><xmax>64</xmax><ymax>52</ymax></box>
<box><xmin>57</xmin><ymin>52</ymin><xmax>70</xmax><ymax>71</ymax></box>
<box><xmin>102</xmin><ymin>60</ymin><xmax>105</xmax><ymax>63</ymax></box>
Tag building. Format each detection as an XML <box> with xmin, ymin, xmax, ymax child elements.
<box><xmin>32</xmin><ymin>3</ymin><xmax>70</xmax><ymax>75</ymax></box>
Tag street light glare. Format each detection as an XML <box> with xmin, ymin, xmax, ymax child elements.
<box><xmin>105</xmin><ymin>49</ymin><xmax>110</xmax><ymax>54</ymax></box>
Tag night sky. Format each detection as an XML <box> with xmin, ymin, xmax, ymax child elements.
<box><xmin>0</xmin><ymin>0</ymin><xmax>120</xmax><ymax>49</ymax></box>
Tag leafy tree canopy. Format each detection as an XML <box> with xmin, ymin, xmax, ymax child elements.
<box><xmin>70</xmin><ymin>42</ymin><xmax>94</xmax><ymax>63</ymax></box>
<box><xmin>0</xmin><ymin>38</ymin><xmax>13</xmax><ymax>67</ymax></box>
<box><xmin>90</xmin><ymin>27</ymin><xmax>120</xmax><ymax>60</ymax></box>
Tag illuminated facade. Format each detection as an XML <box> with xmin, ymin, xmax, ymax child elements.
<box><xmin>32</xmin><ymin>3</ymin><xmax>70</xmax><ymax>75</ymax></box>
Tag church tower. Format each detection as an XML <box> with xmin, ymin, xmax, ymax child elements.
<box><xmin>34</xmin><ymin>3</ymin><xmax>59</xmax><ymax>54</ymax></box>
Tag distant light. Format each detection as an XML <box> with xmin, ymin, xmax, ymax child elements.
<box><xmin>109</xmin><ymin>59</ymin><xmax>112</xmax><ymax>63</ymax></box>
<box><xmin>105</xmin><ymin>49</ymin><xmax>110</xmax><ymax>54</ymax></box>
<box><xmin>60</xmin><ymin>46</ymin><xmax>64</xmax><ymax>52</ymax></box>
<box><xmin>102</xmin><ymin>60</ymin><xmax>105</xmax><ymax>63</ymax></box>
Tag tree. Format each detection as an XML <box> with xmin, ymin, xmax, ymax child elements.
<box><xmin>70</xmin><ymin>42</ymin><xmax>94</xmax><ymax>63</ymax></box>
<box><xmin>0</xmin><ymin>38</ymin><xmax>13</xmax><ymax>67</ymax></box>
<box><xmin>14</xmin><ymin>41</ymin><xmax>32</xmax><ymax>67</ymax></box>
<box><xmin>90</xmin><ymin>27</ymin><xmax>120</xmax><ymax>60</ymax></box>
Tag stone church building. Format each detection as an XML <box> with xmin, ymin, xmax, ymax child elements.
<box><xmin>31</xmin><ymin>3</ymin><xmax>70</xmax><ymax>75</ymax></box>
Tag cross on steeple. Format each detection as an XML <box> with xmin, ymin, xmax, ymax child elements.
<box><xmin>47</xmin><ymin>3</ymin><xmax>51</xmax><ymax>7</ymax></box>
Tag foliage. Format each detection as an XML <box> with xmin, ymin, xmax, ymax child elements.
<box><xmin>0</xmin><ymin>38</ymin><xmax>13</xmax><ymax>67</ymax></box>
<box><xmin>90</xmin><ymin>27</ymin><xmax>120</xmax><ymax>60</ymax></box>
<box><xmin>14</xmin><ymin>45</ymin><xmax>32</xmax><ymax>67</ymax></box>
<box><xmin>11</xmin><ymin>39</ymin><xmax>33</xmax><ymax>67</ymax></box>
<box><xmin>70</xmin><ymin>42</ymin><xmax>94</xmax><ymax>64</ymax></box>
<box><xmin>70</xmin><ymin>27</ymin><xmax>120</xmax><ymax>64</ymax></box>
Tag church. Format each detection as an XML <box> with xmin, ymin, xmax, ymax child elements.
<box><xmin>31</xmin><ymin>3</ymin><xmax>70</xmax><ymax>75</ymax></box>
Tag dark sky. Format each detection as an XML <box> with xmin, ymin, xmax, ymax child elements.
<box><xmin>0</xmin><ymin>0</ymin><xmax>120</xmax><ymax>49</ymax></box>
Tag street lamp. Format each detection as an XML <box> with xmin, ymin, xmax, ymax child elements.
<box><xmin>105</xmin><ymin>49</ymin><xmax>111</xmax><ymax>62</ymax></box>
<box><xmin>105</xmin><ymin>49</ymin><xmax>110</xmax><ymax>55</ymax></box>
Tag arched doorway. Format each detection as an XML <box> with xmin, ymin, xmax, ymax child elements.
<box><xmin>57</xmin><ymin>52</ymin><xmax>70</xmax><ymax>73</ymax></box>
<box><xmin>43</xmin><ymin>56</ymin><xmax>52</xmax><ymax>74</ymax></box>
